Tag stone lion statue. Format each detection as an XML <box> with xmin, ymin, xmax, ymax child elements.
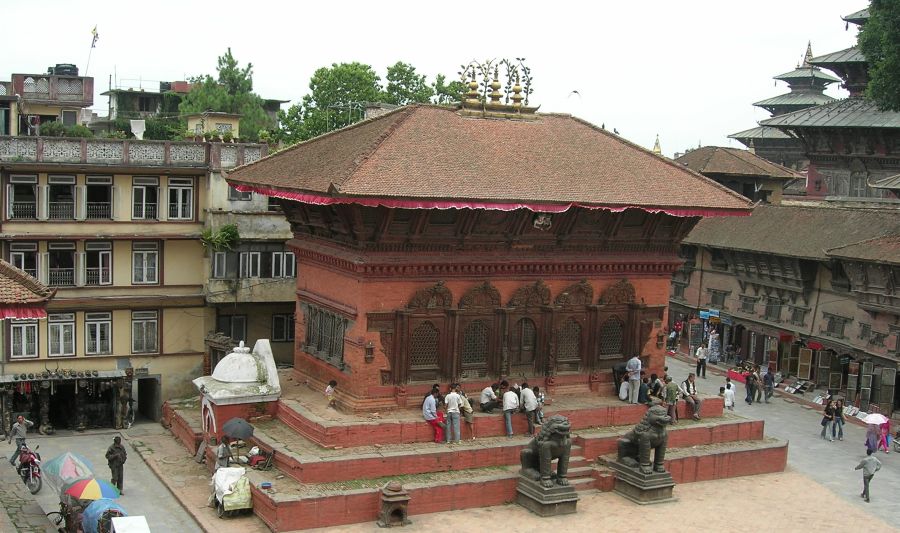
<box><xmin>520</xmin><ymin>415</ymin><xmax>572</xmax><ymax>488</ymax></box>
<box><xmin>617</xmin><ymin>405</ymin><xmax>671</xmax><ymax>475</ymax></box>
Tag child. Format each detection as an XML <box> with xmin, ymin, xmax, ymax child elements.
<box><xmin>718</xmin><ymin>386</ymin><xmax>725</xmax><ymax>397</ymax></box>
<box><xmin>533</xmin><ymin>386</ymin><xmax>545</xmax><ymax>424</ymax></box>
<box><xmin>434</xmin><ymin>399</ymin><xmax>447</xmax><ymax>443</ymax></box>
<box><xmin>325</xmin><ymin>380</ymin><xmax>337</xmax><ymax>408</ymax></box>
<box><xmin>724</xmin><ymin>383</ymin><xmax>735</xmax><ymax>411</ymax></box>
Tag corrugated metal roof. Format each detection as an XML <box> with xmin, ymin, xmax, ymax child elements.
<box><xmin>728</xmin><ymin>126</ymin><xmax>793</xmax><ymax>140</ymax></box>
<box><xmin>810</xmin><ymin>47</ymin><xmax>866</xmax><ymax>65</ymax></box>
<box><xmin>684</xmin><ymin>204</ymin><xmax>900</xmax><ymax>260</ymax></box>
<box><xmin>773</xmin><ymin>68</ymin><xmax>840</xmax><ymax>83</ymax></box>
<box><xmin>753</xmin><ymin>93</ymin><xmax>836</xmax><ymax>108</ymax></box>
<box><xmin>872</xmin><ymin>173</ymin><xmax>900</xmax><ymax>191</ymax></box>
<box><xmin>760</xmin><ymin>98</ymin><xmax>900</xmax><ymax>129</ymax></box>
<box><xmin>842</xmin><ymin>8</ymin><xmax>869</xmax><ymax>24</ymax></box>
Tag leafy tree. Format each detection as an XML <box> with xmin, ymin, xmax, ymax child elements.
<box><xmin>432</xmin><ymin>74</ymin><xmax>466</xmax><ymax>105</ymax></box>
<box><xmin>179</xmin><ymin>48</ymin><xmax>273</xmax><ymax>141</ymax></box>
<box><xmin>277</xmin><ymin>62</ymin><xmax>382</xmax><ymax>144</ymax></box>
<box><xmin>383</xmin><ymin>61</ymin><xmax>434</xmax><ymax>105</ymax></box>
<box><xmin>859</xmin><ymin>0</ymin><xmax>900</xmax><ymax>111</ymax></box>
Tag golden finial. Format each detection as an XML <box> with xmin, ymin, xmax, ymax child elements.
<box><xmin>489</xmin><ymin>66</ymin><xmax>502</xmax><ymax>105</ymax></box>
<box><xmin>511</xmin><ymin>72</ymin><xmax>524</xmax><ymax>107</ymax></box>
<box><xmin>465</xmin><ymin>67</ymin><xmax>480</xmax><ymax>104</ymax></box>
<box><xmin>803</xmin><ymin>41</ymin><xmax>813</xmax><ymax>67</ymax></box>
<box><xmin>652</xmin><ymin>135</ymin><xmax>662</xmax><ymax>155</ymax></box>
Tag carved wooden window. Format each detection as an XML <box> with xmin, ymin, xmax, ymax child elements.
<box><xmin>410</xmin><ymin>321</ymin><xmax>439</xmax><ymax>368</ymax></box>
<box><xmin>322</xmin><ymin>313</ymin><xmax>334</xmax><ymax>353</ymax></box>
<box><xmin>306</xmin><ymin>307</ymin><xmax>319</xmax><ymax>348</ymax></box>
<box><xmin>303</xmin><ymin>304</ymin><xmax>346</xmax><ymax>369</ymax></box>
<box><xmin>511</xmin><ymin>318</ymin><xmax>536</xmax><ymax>365</ymax></box>
<box><xmin>462</xmin><ymin>320</ymin><xmax>489</xmax><ymax>366</ymax></box>
<box><xmin>599</xmin><ymin>318</ymin><xmax>624</xmax><ymax>357</ymax></box>
<box><xmin>557</xmin><ymin>318</ymin><xmax>581</xmax><ymax>362</ymax></box>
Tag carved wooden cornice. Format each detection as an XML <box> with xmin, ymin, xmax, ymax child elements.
<box><xmin>459</xmin><ymin>282</ymin><xmax>501</xmax><ymax>310</ymax></box>
<box><xmin>508</xmin><ymin>280</ymin><xmax>551</xmax><ymax>308</ymax></box>
<box><xmin>408</xmin><ymin>281</ymin><xmax>453</xmax><ymax>310</ymax></box>
<box><xmin>554</xmin><ymin>280</ymin><xmax>594</xmax><ymax>306</ymax></box>
<box><xmin>600</xmin><ymin>278</ymin><xmax>636</xmax><ymax>305</ymax></box>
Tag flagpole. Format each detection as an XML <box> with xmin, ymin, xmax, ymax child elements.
<box><xmin>85</xmin><ymin>26</ymin><xmax>98</xmax><ymax>76</ymax></box>
<box><xmin>85</xmin><ymin>47</ymin><xmax>94</xmax><ymax>76</ymax></box>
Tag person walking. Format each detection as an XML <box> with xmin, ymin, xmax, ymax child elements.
<box><xmin>855</xmin><ymin>448</ymin><xmax>882</xmax><ymax>503</ymax></box>
<box><xmin>820</xmin><ymin>401</ymin><xmax>836</xmax><ymax>442</ymax></box>
<box><xmin>695</xmin><ymin>343</ymin><xmax>708</xmax><ymax>379</ymax></box>
<box><xmin>763</xmin><ymin>367</ymin><xmax>775</xmax><ymax>403</ymax></box>
<box><xmin>105</xmin><ymin>436</ymin><xmax>128</xmax><ymax>494</ymax></box>
<box><xmin>664</xmin><ymin>376</ymin><xmax>680</xmax><ymax>424</ymax></box>
<box><xmin>745</xmin><ymin>371</ymin><xmax>757</xmax><ymax>406</ymax></box>
<box><xmin>520</xmin><ymin>383</ymin><xmax>538</xmax><ymax>436</ymax></box>
<box><xmin>7</xmin><ymin>415</ymin><xmax>34</xmax><ymax>466</ymax></box>
<box><xmin>502</xmin><ymin>386</ymin><xmax>520</xmax><ymax>438</ymax></box>
<box><xmin>625</xmin><ymin>354</ymin><xmax>642</xmax><ymax>404</ymax></box>
<box><xmin>832</xmin><ymin>399</ymin><xmax>845</xmax><ymax>441</ymax></box>
<box><xmin>753</xmin><ymin>366</ymin><xmax>763</xmax><ymax>403</ymax></box>
<box><xmin>723</xmin><ymin>383</ymin><xmax>735</xmax><ymax>411</ymax></box>
<box><xmin>444</xmin><ymin>384</ymin><xmax>462</xmax><ymax>444</ymax></box>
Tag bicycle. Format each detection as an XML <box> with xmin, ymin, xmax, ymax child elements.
<box><xmin>46</xmin><ymin>510</ymin><xmax>65</xmax><ymax>532</ymax></box>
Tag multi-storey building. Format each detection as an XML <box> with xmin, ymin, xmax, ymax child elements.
<box><xmin>0</xmin><ymin>66</ymin><xmax>281</xmax><ymax>431</ymax></box>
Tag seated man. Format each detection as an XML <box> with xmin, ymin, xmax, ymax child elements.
<box><xmin>679</xmin><ymin>373</ymin><xmax>703</xmax><ymax>420</ymax></box>
<box><xmin>480</xmin><ymin>382</ymin><xmax>500</xmax><ymax>413</ymax></box>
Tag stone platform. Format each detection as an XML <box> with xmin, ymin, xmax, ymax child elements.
<box><xmin>608</xmin><ymin>460</ymin><xmax>676</xmax><ymax>505</ymax></box>
<box><xmin>516</xmin><ymin>476</ymin><xmax>579</xmax><ymax>516</ymax></box>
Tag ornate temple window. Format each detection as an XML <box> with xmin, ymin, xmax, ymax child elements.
<box><xmin>599</xmin><ymin>317</ymin><xmax>624</xmax><ymax>357</ymax></box>
<box><xmin>410</xmin><ymin>321</ymin><xmax>439</xmax><ymax>369</ymax></box>
<box><xmin>511</xmin><ymin>318</ymin><xmax>536</xmax><ymax>366</ymax></box>
<box><xmin>302</xmin><ymin>303</ymin><xmax>347</xmax><ymax>369</ymax></box>
<box><xmin>461</xmin><ymin>320</ymin><xmax>489</xmax><ymax>370</ymax></box>
<box><xmin>556</xmin><ymin>318</ymin><xmax>581</xmax><ymax>364</ymax></box>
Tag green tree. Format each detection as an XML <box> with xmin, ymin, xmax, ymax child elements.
<box><xmin>432</xmin><ymin>74</ymin><xmax>466</xmax><ymax>105</ymax></box>
<box><xmin>859</xmin><ymin>0</ymin><xmax>900</xmax><ymax>111</ymax></box>
<box><xmin>383</xmin><ymin>61</ymin><xmax>434</xmax><ymax>105</ymax></box>
<box><xmin>277</xmin><ymin>62</ymin><xmax>382</xmax><ymax>144</ymax></box>
<box><xmin>179</xmin><ymin>48</ymin><xmax>273</xmax><ymax>141</ymax></box>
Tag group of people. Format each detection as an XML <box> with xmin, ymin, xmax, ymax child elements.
<box><xmin>422</xmin><ymin>381</ymin><xmax>547</xmax><ymax>443</ymax></box>
<box><xmin>616</xmin><ymin>366</ymin><xmax>704</xmax><ymax>423</ymax></box>
<box><xmin>718</xmin><ymin>365</ymin><xmax>775</xmax><ymax>410</ymax></box>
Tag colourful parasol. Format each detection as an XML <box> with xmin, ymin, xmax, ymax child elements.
<box><xmin>64</xmin><ymin>478</ymin><xmax>120</xmax><ymax>500</ymax></box>
<box><xmin>43</xmin><ymin>452</ymin><xmax>95</xmax><ymax>493</ymax></box>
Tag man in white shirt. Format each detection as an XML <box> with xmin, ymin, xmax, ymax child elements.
<box><xmin>695</xmin><ymin>342</ymin><xmax>708</xmax><ymax>378</ymax></box>
<box><xmin>723</xmin><ymin>383</ymin><xmax>735</xmax><ymax>411</ymax></box>
<box><xmin>520</xmin><ymin>383</ymin><xmax>538</xmax><ymax>436</ymax></box>
<box><xmin>480</xmin><ymin>383</ymin><xmax>500</xmax><ymax>413</ymax></box>
<box><xmin>444</xmin><ymin>384</ymin><xmax>462</xmax><ymax>444</ymax></box>
<box><xmin>502</xmin><ymin>386</ymin><xmax>519</xmax><ymax>438</ymax></box>
<box><xmin>625</xmin><ymin>355</ymin><xmax>642</xmax><ymax>404</ymax></box>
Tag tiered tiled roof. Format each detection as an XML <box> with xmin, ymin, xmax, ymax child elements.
<box><xmin>228</xmin><ymin>104</ymin><xmax>751</xmax><ymax>217</ymax></box>
<box><xmin>0</xmin><ymin>260</ymin><xmax>53</xmax><ymax>319</ymax></box>
<box><xmin>675</xmin><ymin>147</ymin><xmax>800</xmax><ymax>180</ymax></box>
<box><xmin>826</xmin><ymin>235</ymin><xmax>900</xmax><ymax>265</ymax></box>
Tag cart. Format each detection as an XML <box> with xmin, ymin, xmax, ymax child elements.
<box><xmin>213</xmin><ymin>467</ymin><xmax>252</xmax><ymax>518</ymax></box>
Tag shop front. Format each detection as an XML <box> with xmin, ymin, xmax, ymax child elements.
<box><xmin>1</xmin><ymin>369</ymin><xmax>130</xmax><ymax>435</ymax></box>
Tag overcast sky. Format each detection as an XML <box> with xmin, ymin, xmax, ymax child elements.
<box><xmin>3</xmin><ymin>0</ymin><xmax>864</xmax><ymax>156</ymax></box>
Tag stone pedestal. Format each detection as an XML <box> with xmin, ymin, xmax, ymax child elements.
<box><xmin>376</xmin><ymin>481</ymin><xmax>411</xmax><ymax>528</ymax></box>
<box><xmin>609</xmin><ymin>460</ymin><xmax>675</xmax><ymax>505</ymax></box>
<box><xmin>515</xmin><ymin>475</ymin><xmax>579</xmax><ymax>517</ymax></box>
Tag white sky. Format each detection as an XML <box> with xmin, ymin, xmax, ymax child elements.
<box><xmin>3</xmin><ymin>0</ymin><xmax>864</xmax><ymax>156</ymax></box>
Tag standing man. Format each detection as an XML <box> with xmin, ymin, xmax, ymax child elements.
<box><xmin>502</xmin><ymin>385</ymin><xmax>519</xmax><ymax>438</ymax></box>
<box><xmin>216</xmin><ymin>436</ymin><xmax>233</xmax><ymax>469</ymax></box>
<box><xmin>422</xmin><ymin>389</ymin><xmax>442</xmax><ymax>443</ymax></box>
<box><xmin>444</xmin><ymin>384</ymin><xmax>462</xmax><ymax>444</ymax></box>
<box><xmin>679</xmin><ymin>373</ymin><xmax>703</xmax><ymax>420</ymax></box>
<box><xmin>479</xmin><ymin>383</ymin><xmax>500</xmax><ymax>413</ymax></box>
<box><xmin>7</xmin><ymin>415</ymin><xmax>34</xmax><ymax>466</ymax></box>
<box><xmin>763</xmin><ymin>367</ymin><xmax>775</xmax><ymax>403</ymax></box>
<box><xmin>520</xmin><ymin>383</ymin><xmax>538</xmax><ymax>436</ymax></box>
<box><xmin>855</xmin><ymin>448</ymin><xmax>882</xmax><ymax>503</ymax></box>
<box><xmin>625</xmin><ymin>354</ymin><xmax>642</xmax><ymax>404</ymax></box>
<box><xmin>105</xmin><ymin>436</ymin><xmax>127</xmax><ymax>494</ymax></box>
<box><xmin>695</xmin><ymin>342</ymin><xmax>708</xmax><ymax>379</ymax></box>
<box><xmin>663</xmin><ymin>376</ymin><xmax>680</xmax><ymax>424</ymax></box>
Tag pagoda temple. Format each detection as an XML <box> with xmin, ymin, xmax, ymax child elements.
<box><xmin>730</xmin><ymin>43</ymin><xmax>840</xmax><ymax>173</ymax></box>
<box><xmin>226</xmin><ymin>63</ymin><xmax>751</xmax><ymax>411</ymax></box>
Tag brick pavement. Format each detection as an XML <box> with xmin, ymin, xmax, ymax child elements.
<box><xmin>0</xmin><ymin>461</ymin><xmax>57</xmax><ymax>533</ymax></box>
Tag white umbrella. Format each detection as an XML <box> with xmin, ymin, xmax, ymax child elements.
<box><xmin>862</xmin><ymin>413</ymin><xmax>889</xmax><ymax>425</ymax></box>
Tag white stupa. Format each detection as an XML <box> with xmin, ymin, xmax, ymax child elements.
<box><xmin>193</xmin><ymin>339</ymin><xmax>281</xmax><ymax>405</ymax></box>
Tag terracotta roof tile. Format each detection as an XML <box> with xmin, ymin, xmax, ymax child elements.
<box><xmin>0</xmin><ymin>260</ymin><xmax>53</xmax><ymax>305</ymax></box>
<box><xmin>827</xmin><ymin>235</ymin><xmax>900</xmax><ymax>265</ymax></box>
<box><xmin>684</xmin><ymin>204</ymin><xmax>900</xmax><ymax>260</ymax></box>
<box><xmin>227</xmin><ymin>105</ymin><xmax>751</xmax><ymax>215</ymax></box>
<box><xmin>675</xmin><ymin>146</ymin><xmax>801</xmax><ymax>180</ymax></box>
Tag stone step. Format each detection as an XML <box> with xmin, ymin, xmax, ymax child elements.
<box><xmin>566</xmin><ymin>465</ymin><xmax>594</xmax><ymax>479</ymax></box>
<box><xmin>244</xmin><ymin>437</ymin><xmax>789</xmax><ymax>531</ymax></box>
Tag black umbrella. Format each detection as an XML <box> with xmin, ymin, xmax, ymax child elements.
<box><xmin>222</xmin><ymin>417</ymin><xmax>254</xmax><ymax>440</ymax></box>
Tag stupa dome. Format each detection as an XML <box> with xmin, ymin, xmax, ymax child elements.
<box><xmin>211</xmin><ymin>341</ymin><xmax>260</xmax><ymax>383</ymax></box>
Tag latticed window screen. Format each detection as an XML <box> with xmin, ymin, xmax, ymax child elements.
<box><xmin>306</xmin><ymin>308</ymin><xmax>319</xmax><ymax>348</ymax></box>
<box><xmin>462</xmin><ymin>320</ymin><xmax>489</xmax><ymax>366</ymax></box>
<box><xmin>599</xmin><ymin>318</ymin><xmax>624</xmax><ymax>356</ymax></box>
<box><xmin>410</xmin><ymin>321</ymin><xmax>439</xmax><ymax>368</ymax></box>
<box><xmin>557</xmin><ymin>319</ymin><xmax>581</xmax><ymax>361</ymax></box>
<box><xmin>303</xmin><ymin>305</ymin><xmax>345</xmax><ymax>368</ymax></box>
<box><xmin>321</xmin><ymin>314</ymin><xmax>334</xmax><ymax>354</ymax></box>
<box><xmin>513</xmin><ymin>318</ymin><xmax>536</xmax><ymax>364</ymax></box>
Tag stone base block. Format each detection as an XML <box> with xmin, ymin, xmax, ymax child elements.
<box><xmin>609</xmin><ymin>460</ymin><xmax>676</xmax><ymax>505</ymax></box>
<box><xmin>515</xmin><ymin>475</ymin><xmax>579</xmax><ymax>517</ymax></box>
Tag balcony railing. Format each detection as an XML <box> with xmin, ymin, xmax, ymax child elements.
<box><xmin>10</xmin><ymin>201</ymin><xmax>37</xmax><ymax>219</ymax></box>
<box><xmin>86</xmin><ymin>202</ymin><xmax>112</xmax><ymax>219</ymax></box>
<box><xmin>48</xmin><ymin>268</ymin><xmax>75</xmax><ymax>286</ymax></box>
<box><xmin>85</xmin><ymin>267</ymin><xmax>110</xmax><ymax>286</ymax></box>
<box><xmin>48</xmin><ymin>201</ymin><xmax>75</xmax><ymax>219</ymax></box>
<box><xmin>0</xmin><ymin>137</ymin><xmax>267</xmax><ymax>170</ymax></box>
<box><xmin>133</xmin><ymin>203</ymin><xmax>158</xmax><ymax>220</ymax></box>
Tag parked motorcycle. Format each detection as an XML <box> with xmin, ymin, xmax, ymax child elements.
<box><xmin>16</xmin><ymin>444</ymin><xmax>42</xmax><ymax>494</ymax></box>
